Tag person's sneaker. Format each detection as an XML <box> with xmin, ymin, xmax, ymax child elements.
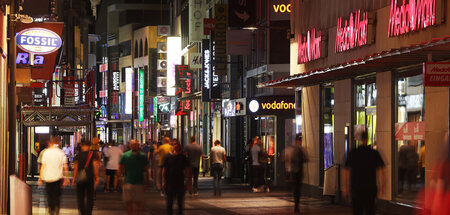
<box><xmin>193</xmin><ymin>192</ymin><xmax>199</xmax><ymax>197</ymax></box>
<box><xmin>252</xmin><ymin>187</ymin><xmax>258</xmax><ymax>192</ymax></box>
<box><xmin>265</xmin><ymin>187</ymin><xmax>270</xmax><ymax>192</ymax></box>
<box><xmin>160</xmin><ymin>191</ymin><xmax>165</xmax><ymax>197</ymax></box>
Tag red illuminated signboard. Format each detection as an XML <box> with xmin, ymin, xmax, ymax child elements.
<box><xmin>388</xmin><ymin>0</ymin><xmax>436</xmax><ymax>37</ymax></box>
<box><xmin>423</xmin><ymin>62</ymin><xmax>450</xmax><ymax>86</ymax></box>
<box><xmin>335</xmin><ymin>10</ymin><xmax>368</xmax><ymax>53</ymax></box>
<box><xmin>297</xmin><ymin>29</ymin><xmax>321</xmax><ymax>64</ymax></box>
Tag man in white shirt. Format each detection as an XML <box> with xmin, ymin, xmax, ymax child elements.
<box><xmin>38</xmin><ymin>136</ymin><xmax>70</xmax><ymax>215</ymax></box>
<box><xmin>210</xmin><ymin>140</ymin><xmax>226</xmax><ymax>196</ymax></box>
<box><xmin>104</xmin><ymin>142</ymin><xmax>124</xmax><ymax>191</ymax></box>
<box><xmin>62</xmin><ymin>143</ymin><xmax>73</xmax><ymax>165</ymax></box>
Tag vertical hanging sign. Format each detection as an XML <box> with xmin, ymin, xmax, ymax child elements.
<box><xmin>201</xmin><ymin>39</ymin><xmax>211</xmax><ymax>102</ymax></box>
<box><xmin>214</xmin><ymin>4</ymin><xmax>228</xmax><ymax>76</ymax></box>
<box><xmin>210</xmin><ymin>39</ymin><xmax>221</xmax><ymax>99</ymax></box>
<box><xmin>189</xmin><ymin>0</ymin><xmax>205</xmax><ymax>42</ymax></box>
<box><xmin>138</xmin><ymin>69</ymin><xmax>145</xmax><ymax>121</ymax></box>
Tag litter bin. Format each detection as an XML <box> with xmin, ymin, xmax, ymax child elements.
<box><xmin>202</xmin><ymin>155</ymin><xmax>210</xmax><ymax>176</ymax></box>
<box><xmin>323</xmin><ymin>164</ymin><xmax>339</xmax><ymax>196</ymax></box>
<box><xmin>225</xmin><ymin>156</ymin><xmax>232</xmax><ymax>182</ymax></box>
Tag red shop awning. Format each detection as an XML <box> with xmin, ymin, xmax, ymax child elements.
<box><xmin>259</xmin><ymin>36</ymin><xmax>450</xmax><ymax>88</ymax></box>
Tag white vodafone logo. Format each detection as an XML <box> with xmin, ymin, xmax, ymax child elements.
<box><xmin>249</xmin><ymin>100</ymin><xmax>259</xmax><ymax>113</ymax></box>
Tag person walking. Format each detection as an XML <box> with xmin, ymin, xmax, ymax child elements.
<box><xmin>38</xmin><ymin>136</ymin><xmax>70</xmax><ymax>215</ymax></box>
<box><xmin>157</xmin><ymin>137</ymin><xmax>173</xmax><ymax>195</ymax></box>
<box><xmin>162</xmin><ymin>139</ymin><xmax>191</xmax><ymax>215</ymax></box>
<box><xmin>119</xmin><ymin>139</ymin><xmax>150</xmax><ymax>215</ymax></box>
<box><xmin>184</xmin><ymin>136</ymin><xmax>203</xmax><ymax>196</ymax></box>
<box><xmin>284</xmin><ymin>136</ymin><xmax>308</xmax><ymax>214</ymax></box>
<box><xmin>251</xmin><ymin>137</ymin><xmax>267</xmax><ymax>192</ymax></box>
<box><xmin>210</xmin><ymin>140</ymin><xmax>227</xmax><ymax>196</ymax></box>
<box><xmin>343</xmin><ymin>130</ymin><xmax>385</xmax><ymax>215</ymax></box>
<box><xmin>72</xmin><ymin>139</ymin><xmax>100</xmax><ymax>215</ymax></box>
<box><xmin>62</xmin><ymin>143</ymin><xmax>73</xmax><ymax>168</ymax></box>
<box><xmin>104</xmin><ymin>141</ymin><xmax>123</xmax><ymax>192</ymax></box>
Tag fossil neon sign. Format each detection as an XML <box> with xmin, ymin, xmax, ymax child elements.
<box><xmin>335</xmin><ymin>10</ymin><xmax>368</xmax><ymax>53</ymax></box>
<box><xmin>297</xmin><ymin>29</ymin><xmax>321</xmax><ymax>64</ymax></box>
<box><xmin>388</xmin><ymin>0</ymin><xmax>436</xmax><ymax>37</ymax></box>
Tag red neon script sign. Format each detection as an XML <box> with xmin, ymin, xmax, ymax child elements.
<box><xmin>297</xmin><ymin>29</ymin><xmax>321</xmax><ymax>64</ymax></box>
<box><xmin>335</xmin><ymin>10</ymin><xmax>368</xmax><ymax>53</ymax></box>
<box><xmin>388</xmin><ymin>0</ymin><xmax>436</xmax><ymax>37</ymax></box>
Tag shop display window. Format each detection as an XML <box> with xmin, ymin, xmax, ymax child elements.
<box><xmin>395</xmin><ymin>73</ymin><xmax>424</xmax><ymax>203</ymax></box>
<box><xmin>322</xmin><ymin>86</ymin><xmax>334</xmax><ymax>169</ymax></box>
<box><xmin>355</xmin><ymin>81</ymin><xmax>377</xmax><ymax>147</ymax></box>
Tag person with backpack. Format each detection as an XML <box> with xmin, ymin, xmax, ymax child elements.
<box><xmin>72</xmin><ymin>139</ymin><xmax>100</xmax><ymax>215</ymax></box>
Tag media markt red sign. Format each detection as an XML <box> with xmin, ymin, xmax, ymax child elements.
<box><xmin>335</xmin><ymin>10</ymin><xmax>368</xmax><ymax>53</ymax></box>
<box><xmin>388</xmin><ymin>0</ymin><xmax>436</xmax><ymax>37</ymax></box>
<box><xmin>423</xmin><ymin>62</ymin><xmax>450</xmax><ymax>86</ymax></box>
<box><xmin>297</xmin><ymin>29</ymin><xmax>321</xmax><ymax>64</ymax></box>
<box><xmin>395</xmin><ymin>122</ymin><xmax>425</xmax><ymax>141</ymax></box>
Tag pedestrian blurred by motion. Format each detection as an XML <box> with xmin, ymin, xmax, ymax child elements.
<box><xmin>72</xmin><ymin>139</ymin><xmax>100</xmax><ymax>215</ymax></box>
<box><xmin>343</xmin><ymin>130</ymin><xmax>385</xmax><ymax>215</ymax></box>
<box><xmin>210</xmin><ymin>140</ymin><xmax>227</xmax><ymax>196</ymax></box>
<box><xmin>119</xmin><ymin>141</ymin><xmax>129</xmax><ymax>152</ymax></box>
<box><xmin>104</xmin><ymin>141</ymin><xmax>123</xmax><ymax>192</ymax></box>
<box><xmin>62</xmin><ymin>142</ymin><xmax>73</xmax><ymax>168</ymax></box>
<box><xmin>157</xmin><ymin>136</ymin><xmax>173</xmax><ymax>195</ymax></box>
<box><xmin>398</xmin><ymin>142</ymin><xmax>419</xmax><ymax>193</ymax></box>
<box><xmin>251</xmin><ymin>137</ymin><xmax>268</xmax><ymax>192</ymax></box>
<box><xmin>151</xmin><ymin>141</ymin><xmax>160</xmax><ymax>183</ymax></box>
<box><xmin>184</xmin><ymin>136</ymin><xmax>203</xmax><ymax>196</ymax></box>
<box><xmin>38</xmin><ymin>136</ymin><xmax>70</xmax><ymax>215</ymax></box>
<box><xmin>163</xmin><ymin>139</ymin><xmax>191</xmax><ymax>215</ymax></box>
<box><xmin>284</xmin><ymin>136</ymin><xmax>308</xmax><ymax>213</ymax></box>
<box><xmin>119</xmin><ymin>139</ymin><xmax>150</xmax><ymax>215</ymax></box>
<box><xmin>142</xmin><ymin>141</ymin><xmax>151</xmax><ymax>160</ymax></box>
<box><xmin>419</xmin><ymin>142</ymin><xmax>426</xmax><ymax>182</ymax></box>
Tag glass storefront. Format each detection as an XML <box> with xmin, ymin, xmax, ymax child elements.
<box><xmin>355</xmin><ymin>79</ymin><xmax>377</xmax><ymax>147</ymax></box>
<box><xmin>255</xmin><ymin>116</ymin><xmax>277</xmax><ymax>185</ymax></box>
<box><xmin>322</xmin><ymin>85</ymin><xmax>335</xmax><ymax>170</ymax></box>
<box><xmin>395</xmin><ymin>72</ymin><xmax>424</xmax><ymax>203</ymax></box>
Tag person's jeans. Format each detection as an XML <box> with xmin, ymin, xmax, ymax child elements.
<box><xmin>76</xmin><ymin>181</ymin><xmax>95</xmax><ymax>215</ymax></box>
<box><xmin>252</xmin><ymin>165</ymin><xmax>264</xmax><ymax>188</ymax></box>
<box><xmin>211</xmin><ymin>163</ymin><xmax>223</xmax><ymax>195</ymax></box>
<box><xmin>352</xmin><ymin>190</ymin><xmax>376</xmax><ymax>215</ymax></box>
<box><xmin>45</xmin><ymin>180</ymin><xmax>62</xmax><ymax>215</ymax></box>
<box><xmin>192</xmin><ymin>167</ymin><xmax>199</xmax><ymax>193</ymax></box>
<box><xmin>166</xmin><ymin>185</ymin><xmax>184</xmax><ymax>215</ymax></box>
<box><xmin>290</xmin><ymin>172</ymin><xmax>303</xmax><ymax>211</ymax></box>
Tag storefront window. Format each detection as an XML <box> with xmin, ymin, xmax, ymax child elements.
<box><xmin>322</xmin><ymin>86</ymin><xmax>334</xmax><ymax>169</ymax></box>
<box><xmin>355</xmin><ymin>81</ymin><xmax>377</xmax><ymax>147</ymax></box>
<box><xmin>395</xmin><ymin>73</ymin><xmax>424</xmax><ymax>202</ymax></box>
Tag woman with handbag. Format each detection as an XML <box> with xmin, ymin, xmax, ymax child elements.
<box><xmin>72</xmin><ymin>139</ymin><xmax>100</xmax><ymax>215</ymax></box>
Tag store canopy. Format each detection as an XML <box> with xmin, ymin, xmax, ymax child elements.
<box><xmin>259</xmin><ymin>36</ymin><xmax>450</xmax><ymax>88</ymax></box>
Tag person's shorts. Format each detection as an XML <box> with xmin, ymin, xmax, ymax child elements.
<box><xmin>123</xmin><ymin>184</ymin><xmax>145</xmax><ymax>203</ymax></box>
<box><xmin>106</xmin><ymin>169</ymin><xmax>117</xmax><ymax>176</ymax></box>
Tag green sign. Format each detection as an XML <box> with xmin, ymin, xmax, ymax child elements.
<box><xmin>153</xmin><ymin>97</ymin><xmax>158</xmax><ymax>122</ymax></box>
<box><xmin>138</xmin><ymin>69</ymin><xmax>145</xmax><ymax>122</ymax></box>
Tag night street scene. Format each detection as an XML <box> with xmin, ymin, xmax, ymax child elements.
<box><xmin>0</xmin><ymin>0</ymin><xmax>449</xmax><ymax>214</ymax></box>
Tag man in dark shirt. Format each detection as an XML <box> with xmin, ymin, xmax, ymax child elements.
<box><xmin>184</xmin><ymin>136</ymin><xmax>203</xmax><ymax>196</ymax></box>
<box><xmin>343</xmin><ymin>130</ymin><xmax>385</xmax><ymax>215</ymax></box>
<box><xmin>163</xmin><ymin>139</ymin><xmax>191</xmax><ymax>215</ymax></box>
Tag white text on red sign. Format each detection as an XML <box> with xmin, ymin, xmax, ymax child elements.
<box><xmin>388</xmin><ymin>0</ymin><xmax>436</xmax><ymax>37</ymax></box>
<box><xmin>335</xmin><ymin>10</ymin><xmax>368</xmax><ymax>53</ymax></box>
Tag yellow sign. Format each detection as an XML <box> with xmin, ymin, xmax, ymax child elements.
<box><xmin>261</xmin><ymin>100</ymin><xmax>294</xmax><ymax>110</ymax></box>
<box><xmin>273</xmin><ymin>4</ymin><xmax>291</xmax><ymax>13</ymax></box>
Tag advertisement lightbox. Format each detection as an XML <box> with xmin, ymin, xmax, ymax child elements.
<box><xmin>167</xmin><ymin>37</ymin><xmax>181</xmax><ymax>96</ymax></box>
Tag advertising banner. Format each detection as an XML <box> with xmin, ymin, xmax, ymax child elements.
<box><xmin>125</xmin><ymin>68</ymin><xmax>133</xmax><ymax>114</ymax></box>
<box><xmin>204</xmin><ymin>18</ymin><xmax>214</xmax><ymax>35</ymax></box>
<box><xmin>167</xmin><ymin>37</ymin><xmax>181</xmax><ymax>96</ymax></box>
<box><xmin>16</xmin><ymin>22</ymin><xmax>64</xmax><ymax>80</ymax></box>
<box><xmin>228</xmin><ymin>0</ymin><xmax>256</xmax><ymax>27</ymax></box>
<box><xmin>148</xmin><ymin>48</ymin><xmax>158</xmax><ymax>96</ymax></box>
<box><xmin>210</xmin><ymin>39</ymin><xmax>221</xmax><ymax>99</ymax></box>
<box><xmin>246</xmin><ymin>96</ymin><xmax>295</xmax><ymax>116</ymax></box>
<box><xmin>423</xmin><ymin>62</ymin><xmax>450</xmax><ymax>86</ymax></box>
<box><xmin>157</xmin><ymin>25</ymin><xmax>171</xmax><ymax>36</ymax></box>
<box><xmin>138</xmin><ymin>69</ymin><xmax>145</xmax><ymax>122</ymax></box>
<box><xmin>189</xmin><ymin>0</ymin><xmax>205</xmax><ymax>42</ymax></box>
<box><xmin>201</xmin><ymin>39</ymin><xmax>211</xmax><ymax>102</ymax></box>
<box><xmin>395</xmin><ymin>122</ymin><xmax>425</xmax><ymax>141</ymax></box>
<box><xmin>214</xmin><ymin>4</ymin><xmax>228</xmax><ymax>76</ymax></box>
<box><xmin>189</xmin><ymin>53</ymin><xmax>202</xmax><ymax>69</ymax></box>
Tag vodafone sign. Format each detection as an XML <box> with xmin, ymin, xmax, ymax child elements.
<box><xmin>16</xmin><ymin>28</ymin><xmax>62</xmax><ymax>54</ymax></box>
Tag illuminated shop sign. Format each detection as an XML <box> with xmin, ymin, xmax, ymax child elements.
<box><xmin>125</xmin><ymin>68</ymin><xmax>133</xmax><ymax>114</ymax></box>
<box><xmin>273</xmin><ymin>3</ymin><xmax>291</xmax><ymax>13</ymax></box>
<box><xmin>16</xmin><ymin>53</ymin><xmax>44</xmax><ymax>64</ymax></box>
<box><xmin>297</xmin><ymin>29</ymin><xmax>321</xmax><ymax>64</ymax></box>
<box><xmin>167</xmin><ymin>37</ymin><xmax>181</xmax><ymax>96</ymax></box>
<box><xmin>246</xmin><ymin>96</ymin><xmax>295</xmax><ymax>115</ymax></box>
<box><xmin>112</xmin><ymin>71</ymin><xmax>120</xmax><ymax>91</ymax></box>
<box><xmin>16</xmin><ymin>28</ymin><xmax>62</xmax><ymax>54</ymax></box>
<box><xmin>335</xmin><ymin>10</ymin><xmax>368</xmax><ymax>53</ymax></box>
<box><xmin>388</xmin><ymin>0</ymin><xmax>436</xmax><ymax>37</ymax></box>
<box><xmin>270</xmin><ymin>0</ymin><xmax>291</xmax><ymax>21</ymax></box>
<box><xmin>202</xmin><ymin>39</ymin><xmax>211</xmax><ymax>102</ymax></box>
<box><xmin>210</xmin><ymin>41</ymin><xmax>221</xmax><ymax>99</ymax></box>
<box><xmin>138</xmin><ymin>69</ymin><xmax>145</xmax><ymax>122</ymax></box>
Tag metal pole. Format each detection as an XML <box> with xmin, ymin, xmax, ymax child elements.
<box><xmin>8</xmin><ymin>0</ymin><xmax>17</xmax><ymax>177</ymax></box>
